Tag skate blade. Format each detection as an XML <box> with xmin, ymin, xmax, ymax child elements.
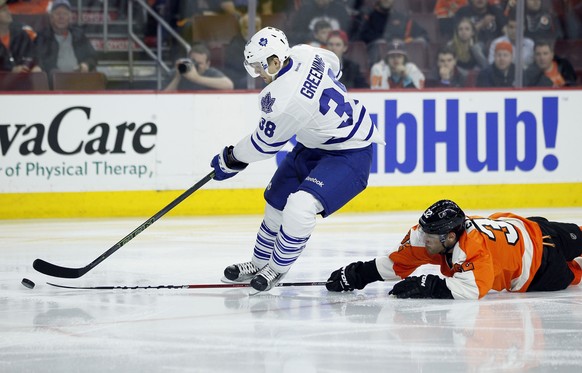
<box><xmin>220</xmin><ymin>276</ymin><xmax>250</xmax><ymax>284</ymax></box>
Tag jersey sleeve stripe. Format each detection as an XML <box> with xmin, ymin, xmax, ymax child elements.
<box><xmin>250</xmin><ymin>135</ymin><xmax>279</xmax><ymax>154</ymax></box>
<box><xmin>255</xmin><ymin>132</ymin><xmax>290</xmax><ymax>148</ymax></box>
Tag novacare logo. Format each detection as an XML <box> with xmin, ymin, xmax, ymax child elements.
<box><xmin>0</xmin><ymin>106</ymin><xmax>157</xmax><ymax>156</ymax></box>
<box><xmin>306</xmin><ymin>176</ymin><xmax>324</xmax><ymax>187</ymax></box>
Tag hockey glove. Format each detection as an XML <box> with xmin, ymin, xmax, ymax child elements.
<box><xmin>326</xmin><ymin>260</ymin><xmax>383</xmax><ymax>292</ymax></box>
<box><xmin>388</xmin><ymin>274</ymin><xmax>453</xmax><ymax>299</ymax></box>
<box><xmin>211</xmin><ymin>146</ymin><xmax>248</xmax><ymax>181</ymax></box>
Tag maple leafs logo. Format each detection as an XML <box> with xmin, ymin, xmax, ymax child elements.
<box><xmin>261</xmin><ymin>92</ymin><xmax>275</xmax><ymax>114</ymax></box>
<box><xmin>259</xmin><ymin>37</ymin><xmax>268</xmax><ymax>47</ymax></box>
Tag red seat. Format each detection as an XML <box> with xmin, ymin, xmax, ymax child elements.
<box><xmin>209</xmin><ymin>45</ymin><xmax>225</xmax><ymax>69</ymax></box>
<box><xmin>410</xmin><ymin>12</ymin><xmax>440</xmax><ymax>44</ymax></box>
<box><xmin>52</xmin><ymin>71</ymin><xmax>107</xmax><ymax>91</ymax></box>
<box><xmin>191</xmin><ymin>14</ymin><xmax>239</xmax><ymax>47</ymax></box>
<box><xmin>0</xmin><ymin>72</ymin><xmax>49</xmax><ymax>91</ymax></box>
<box><xmin>345</xmin><ymin>41</ymin><xmax>369</xmax><ymax>76</ymax></box>
<box><xmin>464</xmin><ymin>69</ymin><xmax>480</xmax><ymax>88</ymax></box>
<box><xmin>261</xmin><ymin>13</ymin><xmax>288</xmax><ymax>30</ymax></box>
<box><xmin>404</xmin><ymin>40</ymin><xmax>429</xmax><ymax>71</ymax></box>
<box><xmin>554</xmin><ymin>39</ymin><xmax>582</xmax><ymax>70</ymax></box>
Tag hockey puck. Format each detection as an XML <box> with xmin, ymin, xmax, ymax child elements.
<box><xmin>21</xmin><ymin>278</ymin><xmax>35</xmax><ymax>289</ymax></box>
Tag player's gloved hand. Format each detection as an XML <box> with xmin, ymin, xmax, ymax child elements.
<box><xmin>388</xmin><ymin>274</ymin><xmax>453</xmax><ymax>299</ymax></box>
<box><xmin>326</xmin><ymin>260</ymin><xmax>382</xmax><ymax>292</ymax></box>
<box><xmin>210</xmin><ymin>146</ymin><xmax>248</xmax><ymax>181</ymax></box>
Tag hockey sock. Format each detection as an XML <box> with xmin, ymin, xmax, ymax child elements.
<box><xmin>269</xmin><ymin>191</ymin><xmax>323</xmax><ymax>273</ymax></box>
<box><xmin>252</xmin><ymin>204</ymin><xmax>282</xmax><ymax>269</ymax></box>
<box><xmin>568</xmin><ymin>258</ymin><xmax>582</xmax><ymax>286</ymax></box>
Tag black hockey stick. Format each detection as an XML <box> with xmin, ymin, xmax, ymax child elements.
<box><xmin>33</xmin><ymin>171</ymin><xmax>215</xmax><ymax>279</ymax></box>
<box><xmin>46</xmin><ymin>281</ymin><xmax>327</xmax><ymax>290</ymax></box>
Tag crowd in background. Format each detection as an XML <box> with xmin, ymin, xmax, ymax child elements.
<box><xmin>1</xmin><ymin>0</ymin><xmax>581</xmax><ymax>91</ymax></box>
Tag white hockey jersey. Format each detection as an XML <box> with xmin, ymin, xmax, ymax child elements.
<box><xmin>233</xmin><ymin>44</ymin><xmax>384</xmax><ymax>164</ymax></box>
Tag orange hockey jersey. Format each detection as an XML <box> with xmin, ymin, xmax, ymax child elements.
<box><xmin>376</xmin><ymin>213</ymin><xmax>544</xmax><ymax>299</ymax></box>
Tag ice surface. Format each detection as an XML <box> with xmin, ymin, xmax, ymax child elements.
<box><xmin>1</xmin><ymin>209</ymin><xmax>582</xmax><ymax>372</ymax></box>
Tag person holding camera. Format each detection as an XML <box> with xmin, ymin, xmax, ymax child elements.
<box><xmin>164</xmin><ymin>43</ymin><xmax>234</xmax><ymax>91</ymax></box>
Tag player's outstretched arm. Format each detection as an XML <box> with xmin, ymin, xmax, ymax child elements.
<box><xmin>326</xmin><ymin>260</ymin><xmax>384</xmax><ymax>292</ymax></box>
<box><xmin>210</xmin><ymin>145</ymin><xmax>248</xmax><ymax>181</ymax></box>
<box><xmin>389</xmin><ymin>275</ymin><xmax>454</xmax><ymax>299</ymax></box>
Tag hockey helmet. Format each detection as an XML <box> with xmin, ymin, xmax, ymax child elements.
<box><xmin>419</xmin><ymin>200</ymin><xmax>466</xmax><ymax>236</ymax></box>
<box><xmin>243</xmin><ymin>27</ymin><xmax>290</xmax><ymax>78</ymax></box>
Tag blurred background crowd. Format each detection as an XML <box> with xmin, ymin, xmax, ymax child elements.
<box><xmin>0</xmin><ymin>0</ymin><xmax>580</xmax><ymax>91</ymax></box>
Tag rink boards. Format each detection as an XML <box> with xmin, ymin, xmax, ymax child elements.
<box><xmin>1</xmin><ymin>89</ymin><xmax>581</xmax><ymax>218</ymax></box>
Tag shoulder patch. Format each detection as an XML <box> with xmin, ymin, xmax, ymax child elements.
<box><xmin>261</xmin><ymin>92</ymin><xmax>276</xmax><ymax>114</ymax></box>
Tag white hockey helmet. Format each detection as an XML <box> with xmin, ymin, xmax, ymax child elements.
<box><xmin>243</xmin><ymin>27</ymin><xmax>290</xmax><ymax>78</ymax></box>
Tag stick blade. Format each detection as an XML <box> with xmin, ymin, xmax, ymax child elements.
<box><xmin>33</xmin><ymin>259</ymin><xmax>87</xmax><ymax>278</ymax></box>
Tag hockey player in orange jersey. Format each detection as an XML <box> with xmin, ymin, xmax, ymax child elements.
<box><xmin>326</xmin><ymin>199</ymin><xmax>582</xmax><ymax>299</ymax></box>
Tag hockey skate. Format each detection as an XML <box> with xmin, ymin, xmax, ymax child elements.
<box><xmin>222</xmin><ymin>261</ymin><xmax>260</xmax><ymax>283</ymax></box>
<box><xmin>249</xmin><ymin>265</ymin><xmax>286</xmax><ymax>294</ymax></box>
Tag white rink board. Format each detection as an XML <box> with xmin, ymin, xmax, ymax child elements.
<box><xmin>0</xmin><ymin>90</ymin><xmax>581</xmax><ymax>193</ymax></box>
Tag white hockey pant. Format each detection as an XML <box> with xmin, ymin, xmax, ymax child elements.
<box><xmin>251</xmin><ymin>191</ymin><xmax>323</xmax><ymax>273</ymax></box>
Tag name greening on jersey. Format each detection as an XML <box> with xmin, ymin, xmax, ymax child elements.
<box><xmin>300</xmin><ymin>55</ymin><xmax>325</xmax><ymax>99</ymax></box>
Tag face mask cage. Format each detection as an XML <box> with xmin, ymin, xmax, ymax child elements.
<box><xmin>418</xmin><ymin>226</ymin><xmax>449</xmax><ymax>248</ymax></box>
<box><xmin>243</xmin><ymin>60</ymin><xmax>264</xmax><ymax>78</ymax></box>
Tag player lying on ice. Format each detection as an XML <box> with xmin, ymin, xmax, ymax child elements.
<box><xmin>326</xmin><ymin>199</ymin><xmax>582</xmax><ymax>299</ymax></box>
<box><xmin>210</xmin><ymin>27</ymin><xmax>384</xmax><ymax>293</ymax></box>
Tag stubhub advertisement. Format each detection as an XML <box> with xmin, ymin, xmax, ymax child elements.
<box><xmin>0</xmin><ymin>90</ymin><xmax>580</xmax><ymax>193</ymax></box>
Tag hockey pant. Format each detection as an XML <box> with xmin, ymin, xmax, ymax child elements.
<box><xmin>527</xmin><ymin>217</ymin><xmax>582</xmax><ymax>291</ymax></box>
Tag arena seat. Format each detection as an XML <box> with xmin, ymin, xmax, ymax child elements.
<box><xmin>0</xmin><ymin>72</ymin><xmax>49</xmax><ymax>91</ymax></box>
<box><xmin>191</xmin><ymin>14</ymin><xmax>239</xmax><ymax>47</ymax></box>
<box><xmin>51</xmin><ymin>71</ymin><xmax>107</xmax><ymax>91</ymax></box>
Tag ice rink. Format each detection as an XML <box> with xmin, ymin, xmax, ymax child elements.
<box><xmin>2</xmin><ymin>208</ymin><xmax>582</xmax><ymax>372</ymax></box>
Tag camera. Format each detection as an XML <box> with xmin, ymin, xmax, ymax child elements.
<box><xmin>177</xmin><ymin>58</ymin><xmax>196</xmax><ymax>74</ymax></box>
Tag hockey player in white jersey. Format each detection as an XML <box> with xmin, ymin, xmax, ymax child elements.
<box><xmin>210</xmin><ymin>27</ymin><xmax>384</xmax><ymax>293</ymax></box>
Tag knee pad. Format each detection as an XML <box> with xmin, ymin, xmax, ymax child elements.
<box><xmin>282</xmin><ymin>191</ymin><xmax>323</xmax><ymax>237</ymax></box>
<box><xmin>263</xmin><ymin>203</ymin><xmax>283</xmax><ymax>232</ymax></box>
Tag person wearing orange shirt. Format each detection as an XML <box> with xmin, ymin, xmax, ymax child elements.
<box><xmin>326</xmin><ymin>199</ymin><xmax>582</xmax><ymax>299</ymax></box>
<box><xmin>524</xmin><ymin>39</ymin><xmax>577</xmax><ymax>87</ymax></box>
<box><xmin>0</xmin><ymin>0</ymin><xmax>39</xmax><ymax>72</ymax></box>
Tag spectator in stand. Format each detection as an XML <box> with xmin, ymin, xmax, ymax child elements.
<box><xmin>524</xmin><ymin>39</ymin><xmax>577</xmax><ymax>87</ymax></box>
<box><xmin>35</xmin><ymin>0</ymin><xmax>97</xmax><ymax>74</ymax></box>
<box><xmin>454</xmin><ymin>0</ymin><xmax>506</xmax><ymax>49</ymax></box>
<box><xmin>305</xmin><ymin>19</ymin><xmax>333</xmax><ymax>47</ymax></box>
<box><xmin>223</xmin><ymin>13</ymin><xmax>262</xmax><ymax>89</ymax></box>
<box><xmin>326</xmin><ymin>29</ymin><xmax>367</xmax><ymax>89</ymax></box>
<box><xmin>446</xmin><ymin>17</ymin><xmax>488</xmax><ymax>72</ymax></box>
<box><xmin>164</xmin><ymin>42</ymin><xmax>234</xmax><ymax>91</ymax></box>
<box><xmin>476</xmin><ymin>40</ymin><xmax>515</xmax><ymax>87</ymax></box>
<box><xmin>488</xmin><ymin>13</ymin><xmax>534</xmax><ymax>68</ymax></box>
<box><xmin>426</xmin><ymin>45</ymin><xmax>467</xmax><ymax>88</ymax></box>
<box><xmin>0</xmin><ymin>0</ymin><xmax>40</xmax><ymax>72</ymax></box>
<box><xmin>288</xmin><ymin>0</ymin><xmax>351</xmax><ymax>46</ymax></box>
<box><xmin>358</xmin><ymin>0</ymin><xmax>429</xmax><ymax>67</ymax></box>
<box><xmin>503</xmin><ymin>0</ymin><xmax>563</xmax><ymax>42</ymax></box>
<box><xmin>434</xmin><ymin>0</ymin><xmax>501</xmax><ymax>41</ymax></box>
<box><xmin>370</xmin><ymin>40</ymin><xmax>425</xmax><ymax>89</ymax></box>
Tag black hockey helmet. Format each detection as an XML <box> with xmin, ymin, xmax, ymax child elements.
<box><xmin>419</xmin><ymin>200</ymin><xmax>466</xmax><ymax>237</ymax></box>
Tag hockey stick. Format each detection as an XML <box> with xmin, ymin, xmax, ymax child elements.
<box><xmin>46</xmin><ymin>281</ymin><xmax>328</xmax><ymax>290</ymax></box>
<box><xmin>33</xmin><ymin>171</ymin><xmax>215</xmax><ymax>279</ymax></box>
